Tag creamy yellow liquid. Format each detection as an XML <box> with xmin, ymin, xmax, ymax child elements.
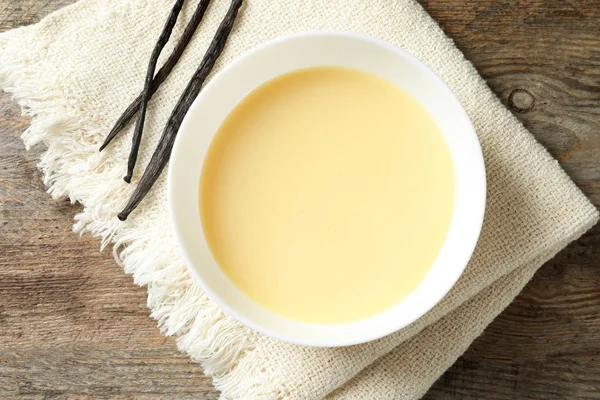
<box><xmin>200</xmin><ymin>67</ymin><xmax>454</xmax><ymax>324</ymax></box>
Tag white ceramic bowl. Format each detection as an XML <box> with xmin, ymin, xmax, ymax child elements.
<box><xmin>168</xmin><ymin>31</ymin><xmax>486</xmax><ymax>347</ymax></box>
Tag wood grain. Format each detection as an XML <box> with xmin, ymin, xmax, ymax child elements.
<box><xmin>0</xmin><ymin>1</ymin><xmax>599</xmax><ymax>399</ymax></box>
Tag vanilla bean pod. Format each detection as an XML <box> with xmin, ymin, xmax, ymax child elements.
<box><xmin>118</xmin><ymin>0</ymin><xmax>243</xmax><ymax>221</ymax></box>
<box><xmin>122</xmin><ymin>0</ymin><xmax>186</xmax><ymax>183</ymax></box>
<box><xmin>99</xmin><ymin>0</ymin><xmax>211</xmax><ymax>153</ymax></box>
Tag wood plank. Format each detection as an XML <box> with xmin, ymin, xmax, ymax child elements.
<box><xmin>0</xmin><ymin>0</ymin><xmax>599</xmax><ymax>399</ymax></box>
<box><xmin>0</xmin><ymin>101</ymin><xmax>218</xmax><ymax>398</ymax></box>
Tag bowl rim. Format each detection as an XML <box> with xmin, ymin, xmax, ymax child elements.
<box><xmin>168</xmin><ymin>30</ymin><xmax>486</xmax><ymax>347</ymax></box>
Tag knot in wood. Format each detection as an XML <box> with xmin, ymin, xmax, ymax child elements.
<box><xmin>508</xmin><ymin>89</ymin><xmax>535</xmax><ymax>113</ymax></box>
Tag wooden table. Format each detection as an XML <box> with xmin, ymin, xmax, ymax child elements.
<box><xmin>1</xmin><ymin>1</ymin><xmax>599</xmax><ymax>398</ymax></box>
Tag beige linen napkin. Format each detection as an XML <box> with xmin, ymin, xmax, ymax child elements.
<box><xmin>0</xmin><ymin>0</ymin><xmax>597</xmax><ymax>399</ymax></box>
